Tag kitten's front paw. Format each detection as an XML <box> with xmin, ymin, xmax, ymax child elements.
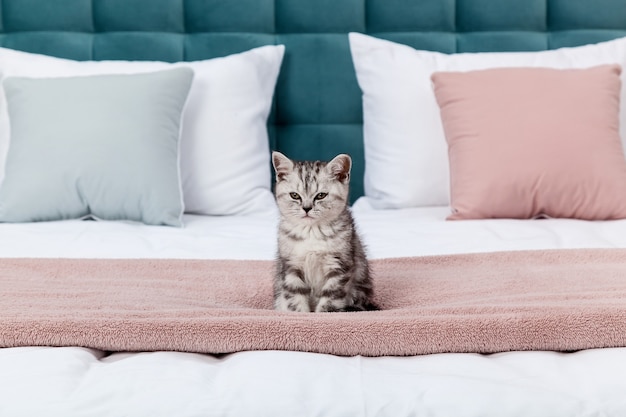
<box><xmin>289</xmin><ymin>302</ymin><xmax>311</xmax><ymax>312</ymax></box>
<box><xmin>315</xmin><ymin>298</ymin><xmax>379</xmax><ymax>312</ymax></box>
<box><xmin>314</xmin><ymin>299</ymin><xmax>342</xmax><ymax>312</ymax></box>
<box><xmin>275</xmin><ymin>294</ymin><xmax>311</xmax><ymax>312</ymax></box>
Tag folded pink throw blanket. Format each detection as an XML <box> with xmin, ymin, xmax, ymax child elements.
<box><xmin>1</xmin><ymin>249</ymin><xmax>626</xmax><ymax>356</ymax></box>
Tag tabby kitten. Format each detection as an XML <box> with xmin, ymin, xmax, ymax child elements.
<box><xmin>272</xmin><ymin>151</ymin><xmax>377</xmax><ymax>312</ymax></box>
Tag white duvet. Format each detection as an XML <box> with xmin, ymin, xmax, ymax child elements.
<box><xmin>2</xmin><ymin>198</ymin><xmax>626</xmax><ymax>417</ymax></box>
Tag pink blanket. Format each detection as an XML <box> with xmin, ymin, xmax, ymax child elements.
<box><xmin>2</xmin><ymin>249</ymin><xmax>626</xmax><ymax>356</ymax></box>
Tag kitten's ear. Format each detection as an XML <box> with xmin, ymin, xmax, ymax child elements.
<box><xmin>328</xmin><ymin>154</ymin><xmax>351</xmax><ymax>184</ymax></box>
<box><xmin>272</xmin><ymin>151</ymin><xmax>294</xmax><ymax>181</ymax></box>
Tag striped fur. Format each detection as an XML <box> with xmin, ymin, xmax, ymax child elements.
<box><xmin>272</xmin><ymin>152</ymin><xmax>377</xmax><ymax>312</ymax></box>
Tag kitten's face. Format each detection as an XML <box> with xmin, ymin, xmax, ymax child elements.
<box><xmin>272</xmin><ymin>152</ymin><xmax>351</xmax><ymax>224</ymax></box>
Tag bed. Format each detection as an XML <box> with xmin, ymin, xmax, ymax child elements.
<box><xmin>2</xmin><ymin>0</ymin><xmax>626</xmax><ymax>415</ymax></box>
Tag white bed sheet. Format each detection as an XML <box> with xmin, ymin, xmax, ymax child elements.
<box><xmin>353</xmin><ymin>197</ymin><xmax>626</xmax><ymax>258</ymax></box>
<box><xmin>0</xmin><ymin>209</ymin><xmax>280</xmax><ymax>260</ymax></box>
<box><xmin>4</xmin><ymin>197</ymin><xmax>626</xmax><ymax>260</ymax></box>
<box><xmin>2</xmin><ymin>201</ymin><xmax>626</xmax><ymax>417</ymax></box>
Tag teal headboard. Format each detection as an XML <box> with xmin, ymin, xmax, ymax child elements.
<box><xmin>2</xmin><ymin>0</ymin><xmax>626</xmax><ymax>202</ymax></box>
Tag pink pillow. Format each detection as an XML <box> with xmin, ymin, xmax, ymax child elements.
<box><xmin>431</xmin><ymin>64</ymin><xmax>626</xmax><ymax>220</ymax></box>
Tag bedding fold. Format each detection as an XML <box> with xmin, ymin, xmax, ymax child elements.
<box><xmin>1</xmin><ymin>249</ymin><xmax>626</xmax><ymax>356</ymax></box>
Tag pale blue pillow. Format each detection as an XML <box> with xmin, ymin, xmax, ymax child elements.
<box><xmin>0</xmin><ymin>67</ymin><xmax>194</xmax><ymax>226</ymax></box>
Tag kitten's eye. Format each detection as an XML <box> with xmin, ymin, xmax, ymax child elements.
<box><xmin>314</xmin><ymin>192</ymin><xmax>328</xmax><ymax>201</ymax></box>
<box><xmin>289</xmin><ymin>192</ymin><xmax>301</xmax><ymax>200</ymax></box>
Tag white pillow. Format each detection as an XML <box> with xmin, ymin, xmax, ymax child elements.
<box><xmin>349</xmin><ymin>32</ymin><xmax>626</xmax><ymax>209</ymax></box>
<box><xmin>0</xmin><ymin>45</ymin><xmax>284</xmax><ymax>216</ymax></box>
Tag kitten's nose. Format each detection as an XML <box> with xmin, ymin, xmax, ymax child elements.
<box><xmin>303</xmin><ymin>206</ymin><xmax>312</xmax><ymax>213</ymax></box>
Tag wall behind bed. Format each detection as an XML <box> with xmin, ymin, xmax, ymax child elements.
<box><xmin>1</xmin><ymin>0</ymin><xmax>625</xmax><ymax>203</ymax></box>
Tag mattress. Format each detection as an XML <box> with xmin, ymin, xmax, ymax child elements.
<box><xmin>2</xmin><ymin>201</ymin><xmax>626</xmax><ymax>416</ymax></box>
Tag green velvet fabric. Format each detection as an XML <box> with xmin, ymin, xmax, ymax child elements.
<box><xmin>1</xmin><ymin>0</ymin><xmax>625</xmax><ymax>203</ymax></box>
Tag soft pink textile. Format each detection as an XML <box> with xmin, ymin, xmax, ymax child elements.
<box><xmin>432</xmin><ymin>64</ymin><xmax>626</xmax><ymax>220</ymax></box>
<box><xmin>2</xmin><ymin>250</ymin><xmax>626</xmax><ymax>356</ymax></box>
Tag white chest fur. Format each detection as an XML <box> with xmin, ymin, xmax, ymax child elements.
<box><xmin>279</xmin><ymin>223</ymin><xmax>343</xmax><ymax>293</ymax></box>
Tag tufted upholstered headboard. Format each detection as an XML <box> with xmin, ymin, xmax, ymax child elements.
<box><xmin>2</xmin><ymin>0</ymin><xmax>626</xmax><ymax>202</ymax></box>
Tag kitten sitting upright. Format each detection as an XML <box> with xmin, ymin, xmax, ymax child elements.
<box><xmin>272</xmin><ymin>151</ymin><xmax>378</xmax><ymax>312</ymax></box>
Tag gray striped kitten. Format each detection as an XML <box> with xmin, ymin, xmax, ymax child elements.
<box><xmin>272</xmin><ymin>151</ymin><xmax>377</xmax><ymax>312</ymax></box>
